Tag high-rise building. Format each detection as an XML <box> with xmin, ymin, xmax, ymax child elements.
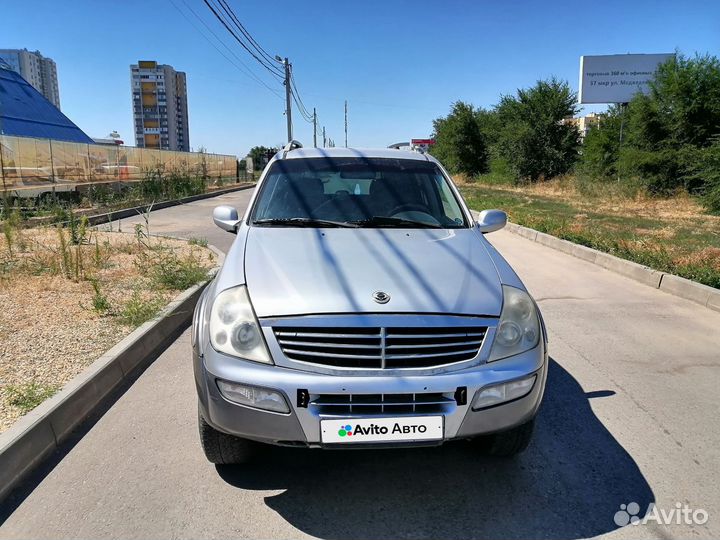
<box><xmin>562</xmin><ymin>112</ymin><xmax>604</xmax><ymax>140</ymax></box>
<box><xmin>130</xmin><ymin>61</ymin><xmax>189</xmax><ymax>151</ymax></box>
<box><xmin>0</xmin><ymin>49</ymin><xmax>61</xmax><ymax>109</ymax></box>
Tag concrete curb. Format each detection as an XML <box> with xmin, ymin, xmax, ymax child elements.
<box><xmin>0</xmin><ymin>248</ymin><xmax>224</xmax><ymax>502</ymax></box>
<box><xmin>475</xmin><ymin>212</ymin><xmax>720</xmax><ymax>312</ymax></box>
<box><xmin>26</xmin><ymin>183</ymin><xmax>255</xmax><ymax>228</ymax></box>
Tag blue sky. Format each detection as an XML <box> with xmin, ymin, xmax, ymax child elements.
<box><xmin>3</xmin><ymin>0</ymin><xmax>719</xmax><ymax>156</ymax></box>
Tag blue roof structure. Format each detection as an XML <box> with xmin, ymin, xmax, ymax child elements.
<box><xmin>0</xmin><ymin>66</ymin><xmax>93</xmax><ymax>143</ymax></box>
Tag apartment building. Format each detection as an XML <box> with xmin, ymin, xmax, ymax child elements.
<box><xmin>562</xmin><ymin>112</ymin><xmax>604</xmax><ymax>140</ymax></box>
<box><xmin>130</xmin><ymin>61</ymin><xmax>189</xmax><ymax>151</ymax></box>
<box><xmin>0</xmin><ymin>48</ymin><xmax>61</xmax><ymax>109</ymax></box>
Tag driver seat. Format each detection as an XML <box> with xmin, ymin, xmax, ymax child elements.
<box><xmin>369</xmin><ymin>175</ymin><xmax>424</xmax><ymax>216</ymax></box>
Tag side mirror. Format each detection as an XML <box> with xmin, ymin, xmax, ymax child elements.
<box><xmin>213</xmin><ymin>205</ymin><xmax>240</xmax><ymax>233</ymax></box>
<box><xmin>476</xmin><ymin>209</ymin><xmax>507</xmax><ymax>234</ymax></box>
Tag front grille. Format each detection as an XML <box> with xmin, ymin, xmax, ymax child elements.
<box><xmin>310</xmin><ymin>392</ymin><xmax>455</xmax><ymax>415</ymax></box>
<box><xmin>273</xmin><ymin>326</ymin><xmax>486</xmax><ymax>369</ymax></box>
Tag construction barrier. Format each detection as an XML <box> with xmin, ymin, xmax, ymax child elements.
<box><xmin>0</xmin><ymin>135</ymin><xmax>237</xmax><ymax>197</ymax></box>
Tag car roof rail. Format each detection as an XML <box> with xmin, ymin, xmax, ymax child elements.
<box><xmin>281</xmin><ymin>140</ymin><xmax>303</xmax><ymax>158</ymax></box>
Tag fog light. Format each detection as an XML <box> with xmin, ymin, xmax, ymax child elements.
<box><xmin>216</xmin><ymin>380</ymin><xmax>289</xmax><ymax>413</ymax></box>
<box><xmin>472</xmin><ymin>374</ymin><xmax>536</xmax><ymax>410</ymax></box>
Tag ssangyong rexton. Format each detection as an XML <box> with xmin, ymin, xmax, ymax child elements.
<box><xmin>192</xmin><ymin>142</ymin><xmax>547</xmax><ymax>463</ymax></box>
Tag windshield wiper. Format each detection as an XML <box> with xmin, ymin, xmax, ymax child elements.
<box><xmin>354</xmin><ymin>216</ymin><xmax>444</xmax><ymax>229</ymax></box>
<box><xmin>253</xmin><ymin>218</ymin><xmax>359</xmax><ymax>228</ymax></box>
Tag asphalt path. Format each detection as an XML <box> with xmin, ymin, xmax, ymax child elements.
<box><xmin>1</xmin><ymin>188</ymin><xmax>718</xmax><ymax>539</ymax></box>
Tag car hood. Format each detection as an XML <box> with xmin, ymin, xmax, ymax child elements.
<box><xmin>244</xmin><ymin>227</ymin><xmax>503</xmax><ymax>318</ymax></box>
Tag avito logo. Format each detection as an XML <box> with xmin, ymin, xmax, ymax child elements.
<box><xmin>337</xmin><ymin>423</ymin><xmax>428</xmax><ymax>437</ymax></box>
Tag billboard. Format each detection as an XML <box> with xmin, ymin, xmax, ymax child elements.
<box><xmin>579</xmin><ymin>53</ymin><xmax>674</xmax><ymax>104</ymax></box>
<box><xmin>411</xmin><ymin>138</ymin><xmax>435</xmax><ymax>151</ymax></box>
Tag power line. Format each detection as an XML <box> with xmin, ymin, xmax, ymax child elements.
<box><xmin>211</xmin><ymin>0</ymin><xmax>284</xmax><ymax>81</ymax></box>
<box><xmin>289</xmin><ymin>70</ymin><xmax>314</xmax><ymax>122</ymax></box>
<box><xmin>168</xmin><ymin>0</ymin><xmax>283</xmax><ymax>99</ymax></box>
<box><xmin>215</xmin><ymin>0</ymin><xmax>282</xmax><ymax>70</ymax></box>
<box><xmin>289</xmin><ymin>76</ymin><xmax>314</xmax><ymax>123</ymax></box>
<box><xmin>206</xmin><ymin>0</ymin><xmax>283</xmax><ymax>78</ymax></box>
<box><xmin>292</xmin><ymin>86</ymin><xmax>313</xmax><ymax>120</ymax></box>
<box><xmin>292</xmin><ymin>92</ymin><xmax>314</xmax><ymax>123</ymax></box>
<box><xmin>203</xmin><ymin>0</ymin><xmax>284</xmax><ymax>80</ymax></box>
<box><xmin>292</xmin><ymin>96</ymin><xmax>314</xmax><ymax>123</ymax></box>
<box><xmin>199</xmin><ymin>0</ymin><xmax>324</xmax><ymax>143</ymax></box>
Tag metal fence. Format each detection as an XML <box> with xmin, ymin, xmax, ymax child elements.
<box><xmin>0</xmin><ymin>135</ymin><xmax>238</xmax><ymax>197</ymax></box>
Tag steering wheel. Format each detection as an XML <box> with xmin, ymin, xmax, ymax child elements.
<box><xmin>389</xmin><ymin>203</ymin><xmax>430</xmax><ymax>215</ymax></box>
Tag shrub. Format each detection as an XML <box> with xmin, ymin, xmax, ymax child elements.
<box><xmin>137</xmin><ymin>166</ymin><xmax>206</xmax><ymax>202</ymax></box>
<box><xmin>89</xmin><ymin>278</ymin><xmax>112</xmax><ymax>314</ymax></box>
<box><xmin>583</xmin><ymin>53</ymin><xmax>720</xmax><ymax>198</ymax></box>
<box><xmin>579</xmin><ymin>107</ymin><xmax>623</xmax><ymax>178</ymax></box>
<box><xmin>494</xmin><ymin>78</ymin><xmax>580</xmax><ymax>181</ymax></box>
<box><xmin>617</xmin><ymin>147</ymin><xmax>682</xmax><ymax>194</ymax></box>
<box><xmin>119</xmin><ymin>291</ymin><xmax>164</xmax><ymax>327</ymax></box>
<box><xmin>687</xmin><ymin>140</ymin><xmax>720</xmax><ymax>213</ymax></box>
<box><xmin>68</xmin><ymin>213</ymin><xmax>89</xmax><ymax>245</ymax></box>
<box><xmin>2</xmin><ymin>206</ymin><xmax>22</xmax><ymax>257</ymax></box>
<box><xmin>430</xmin><ymin>101</ymin><xmax>489</xmax><ymax>175</ymax></box>
<box><xmin>140</xmin><ymin>247</ymin><xmax>209</xmax><ymax>290</ymax></box>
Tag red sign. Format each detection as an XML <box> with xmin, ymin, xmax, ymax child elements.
<box><xmin>411</xmin><ymin>139</ymin><xmax>436</xmax><ymax>146</ymax></box>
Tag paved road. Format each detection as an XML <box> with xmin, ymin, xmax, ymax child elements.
<box><xmin>1</xmin><ymin>189</ymin><xmax>719</xmax><ymax>539</ymax></box>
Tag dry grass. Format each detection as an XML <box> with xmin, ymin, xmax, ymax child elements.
<box><xmin>460</xmin><ymin>174</ymin><xmax>720</xmax><ymax>288</ymax></box>
<box><xmin>481</xmin><ymin>175</ymin><xmax>716</xmax><ymax>223</ymax></box>
<box><xmin>0</xmin><ymin>227</ymin><xmax>216</xmax><ymax>432</ymax></box>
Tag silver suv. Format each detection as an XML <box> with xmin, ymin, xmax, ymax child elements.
<box><xmin>192</xmin><ymin>142</ymin><xmax>547</xmax><ymax>463</ymax></box>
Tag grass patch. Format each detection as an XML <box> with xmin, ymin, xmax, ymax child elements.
<box><xmin>5</xmin><ymin>382</ymin><xmax>60</xmax><ymax>413</ymax></box>
<box><xmin>141</xmin><ymin>247</ymin><xmax>209</xmax><ymax>290</ymax></box>
<box><xmin>118</xmin><ymin>291</ymin><xmax>165</xmax><ymax>327</ymax></box>
<box><xmin>460</xmin><ymin>178</ymin><xmax>720</xmax><ymax>289</ymax></box>
<box><xmin>187</xmin><ymin>236</ymin><xmax>208</xmax><ymax>247</ymax></box>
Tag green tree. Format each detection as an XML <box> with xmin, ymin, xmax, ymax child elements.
<box><xmin>430</xmin><ymin>101</ymin><xmax>489</xmax><ymax>176</ymax></box>
<box><xmin>616</xmin><ymin>53</ymin><xmax>720</xmax><ymax>194</ymax></box>
<box><xmin>494</xmin><ymin>78</ymin><xmax>580</xmax><ymax>181</ymax></box>
<box><xmin>648</xmin><ymin>53</ymin><xmax>720</xmax><ymax>148</ymax></box>
<box><xmin>247</xmin><ymin>146</ymin><xmax>278</xmax><ymax>171</ymax></box>
<box><xmin>580</xmin><ymin>106</ymin><xmax>623</xmax><ymax>178</ymax></box>
<box><xmin>685</xmin><ymin>138</ymin><xmax>720</xmax><ymax>213</ymax></box>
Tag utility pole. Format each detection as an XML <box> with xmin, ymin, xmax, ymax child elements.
<box><xmin>617</xmin><ymin>102</ymin><xmax>628</xmax><ymax>182</ymax></box>
<box><xmin>323</xmin><ymin>126</ymin><xmax>326</xmax><ymax>148</ymax></box>
<box><xmin>279</xmin><ymin>56</ymin><xmax>292</xmax><ymax>143</ymax></box>
<box><xmin>313</xmin><ymin>108</ymin><xmax>317</xmax><ymax>148</ymax></box>
<box><xmin>344</xmin><ymin>100</ymin><xmax>348</xmax><ymax>147</ymax></box>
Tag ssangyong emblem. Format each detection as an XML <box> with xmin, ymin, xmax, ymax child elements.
<box><xmin>372</xmin><ymin>291</ymin><xmax>391</xmax><ymax>304</ymax></box>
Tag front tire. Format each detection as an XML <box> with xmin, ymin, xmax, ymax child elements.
<box><xmin>475</xmin><ymin>418</ymin><xmax>535</xmax><ymax>457</ymax></box>
<box><xmin>198</xmin><ymin>407</ymin><xmax>256</xmax><ymax>464</ymax></box>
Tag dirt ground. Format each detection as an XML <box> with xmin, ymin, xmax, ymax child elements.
<box><xmin>0</xmin><ymin>228</ymin><xmax>215</xmax><ymax>432</ymax></box>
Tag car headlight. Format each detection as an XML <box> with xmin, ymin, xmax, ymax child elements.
<box><xmin>209</xmin><ymin>285</ymin><xmax>273</xmax><ymax>364</ymax></box>
<box><xmin>488</xmin><ymin>285</ymin><xmax>540</xmax><ymax>362</ymax></box>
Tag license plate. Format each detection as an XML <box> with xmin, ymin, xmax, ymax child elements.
<box><xmin>320</xmin><ymin>416</ymin><xmax>444</xmax><ymax>444</ymax></box>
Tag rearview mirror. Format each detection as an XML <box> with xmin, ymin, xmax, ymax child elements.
<box><xmin>476</xmin><ymin>209</ymin><xmax>507</xmax><ymax>234</ymax></box>
<box><xmin>213</xmin><ymin>205</ymin><xmax>240</xmax><ymax>233</ymax></box>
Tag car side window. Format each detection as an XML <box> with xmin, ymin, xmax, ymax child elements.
<box><xmin>432</xmin><ymin>173</ymin><xmax>465</xmax><ymax>224</ymax></box>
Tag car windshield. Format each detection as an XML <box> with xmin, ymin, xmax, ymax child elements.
<box><xmin>250</xmin><ymin>157</ymin><xmax>468</xmax><ymax>228</ymax></box>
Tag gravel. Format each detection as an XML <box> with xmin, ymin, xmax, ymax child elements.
<box><xmin>0</xmin><ymin>229</ymin><xmax>215</xmax><ymax>432</ymax></box>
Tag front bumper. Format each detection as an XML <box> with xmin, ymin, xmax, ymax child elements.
<box><xmin>195</xmin><ymin>339</ymin><xmax>547</xmax><ymax>447</ymax></box>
